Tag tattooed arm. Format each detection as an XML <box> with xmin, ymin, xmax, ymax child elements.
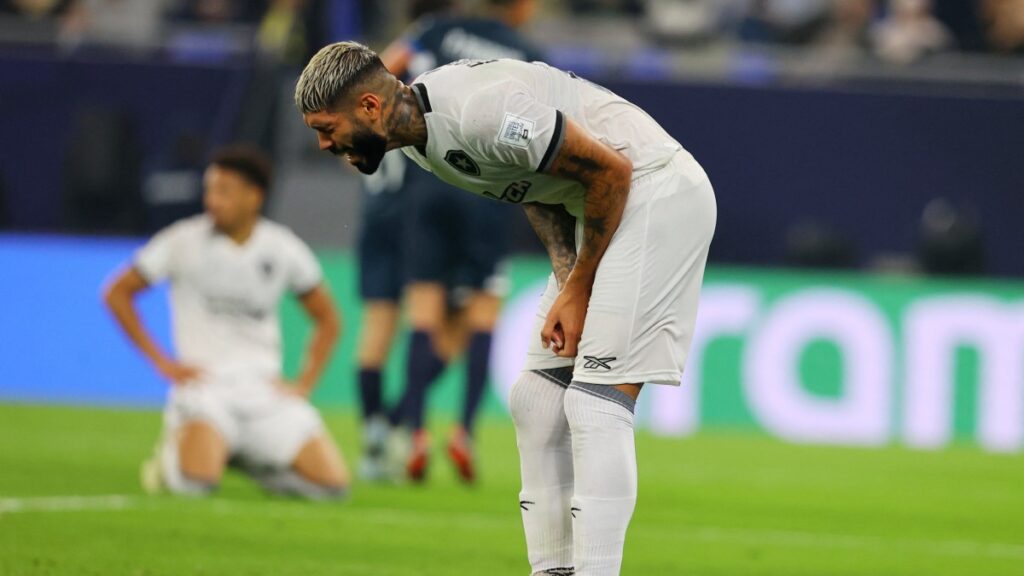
<box><xmin>545</xmin><ymin>118</ymin><xmax>632</xmax><ymax>291</ymax></box>
<box><xmin>539</xmin><ymin>117</ymin><xmax>633</xmax><ymax>356</ymax></box>
<box><xmin>522</xmin><ymin>202</ymin><xmax>577</xmax><ymax>290</ymax></box>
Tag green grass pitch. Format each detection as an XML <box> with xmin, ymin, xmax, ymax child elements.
<box><xmin>1</xmin><ymin>403</ymin><xmax>1022</xmax><ymax>575</ymax></box>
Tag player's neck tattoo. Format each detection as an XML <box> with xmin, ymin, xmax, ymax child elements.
<box><xmin>386</xmin><ymin>84</ymin><xmax>427</xmax><ymax>150</ymax></box>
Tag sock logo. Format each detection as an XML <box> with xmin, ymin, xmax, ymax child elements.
<box><xmin>544</xmin><ymin>569</ymin><xmax>576</xmax><ymax>576</ymax></box>
<box><xmin>582</xmin><ymin>356</ymin><xmax>616</xmax><ymax>370</ymax></box>
<box><xmin>519</xmin><ymin>500</ymin><xmax>535</xmax><ymax>511</ymax></box>
<box><xmin>570</xmin><ymin>506</ymin><xmax>581</xmax><ymax>518</ymax></box>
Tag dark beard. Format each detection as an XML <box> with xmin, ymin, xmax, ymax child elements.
<box><xmin>338</xmin><ymin>126</ymin><xmax>387</xmax><ymax>175</ymax></box>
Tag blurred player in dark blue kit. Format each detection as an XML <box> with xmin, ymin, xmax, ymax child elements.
<box><xmin>354</xmin><ymin>0</ymin><xmax>542</xmax><ymax>483</ymax></box>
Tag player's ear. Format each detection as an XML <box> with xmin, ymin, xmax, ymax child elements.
<box><xmin>357</xmin><ymin>92</ymin><xmax>383</xmax><ymax>121</ymax></box>
<box><xmin>246</xmin><ymin>182</ymin><xmax>265</xmax><ymax>213</ymax></box>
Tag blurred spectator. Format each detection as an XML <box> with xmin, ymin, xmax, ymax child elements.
<box><xmin>644</xmin><ymin>0</ymin><xmax>727</xmax><ymax>46</ymax></box>
<box><xmin>256</xmin><ymin>0</ymin><xmax>310</xmax><ymax>63</ymax></box>
<box><xmin>60</xmin><ymin>0</ymin><xmax>171</xmax><ymax>48</ymax></box>
<box><xmin>739</xmin><ymin>0</ymin><xmax>832</xmax><ymax>45</ymax></box>
<box><xmin>171</xmin><ymin>0</ymin><xmax>262</xmax><ymax>24</ymax></box>
<box><xmin>982</xmin><ymin>0</ymin><xmax>1024</xmax><ymax>52</ymax></box>
<box><xmin>569</xmin><ymin>0</ymin><xmax>643</xmax><ymax>16</ymax></box>
<box><xmin>0</xmin><ymin>0</ymin><xmax>73</xmax><ymax>18</ymax></box>
<box><xmin>870</xmin><ymin>0</ymin><xmax>953</xmax><ymax>63</ymax></box>
<box><xmin>815</xmin><ymin>0</ymin><xmax>875</xmax><ymax>57</ymax></box>
<box><xmin>411</xmin><ymin>0</ymin><xmax>455</xmax><ymax>19</ymax></box>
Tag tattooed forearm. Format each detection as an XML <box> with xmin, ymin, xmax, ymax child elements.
<box><xmin>523</xmin><ymin>203</ymin><xmax>577</xmax><ymax>289</ymax></box>
<box><xmin>548</xmin><ymin>148</ymin><xmax>631</xmax><ymax>289</ymax></box>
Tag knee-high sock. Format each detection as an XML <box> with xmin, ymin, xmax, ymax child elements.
<box><xmin>564</xmin><ymin>382</ymin><xmax>638</xmax><ymax>576</ymax></box>
<box><xmin>509</xmin><ymin>368</ymin><xmax>576</xmax><ymax>574</ymax></box>
<box><xmin>358</xmin><ymin>368</ymin><xmax>384</xmax><ymax>420</ymax></box>
<box><xmin>387</xmin><ymin>385</ymin><xmax>410</xmax><ymax>427</ymax></box>
<box><xmin>462</xmin><ymin>331</ymin><xmax>493</xmax><ymax>435</ymax></box>
<box><xmin>404</xmin><ymin>330</ymin><xmax>445</xmax><ymax>431</ymax></box>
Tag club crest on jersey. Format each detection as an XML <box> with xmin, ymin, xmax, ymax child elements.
<box><xmin>260</xmin><ymin>259</ymin><xmax>275</xmax><ymax>279</ymax></box>
<box><xmin>444</xmin><ymin>150</ymin><xmax>480</xmax><ymax>176</ymax></box>
<box><xmin>498</xmin><ymin>113</ymin><xmax>534</xmax><ymax>149</ymax></box>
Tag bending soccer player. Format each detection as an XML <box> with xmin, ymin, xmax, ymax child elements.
<box><xmin>296</xmin><ymin>46</ymin><xmax>716</xmax><ymax>574</ymax></box>
<box><xmin>103</xmin><ymin>145</ymin><xmax>350</xmax><ymax>500</ymax></box>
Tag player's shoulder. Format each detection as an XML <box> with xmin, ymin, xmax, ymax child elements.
<box><xmin>152</xmin><ymin>213</ymin><xmax>213</xmax><ymax>243</ymax></box>
<box><xmin>257</xmin><ymin>218</ymin><xmax>312</xmax><ymax>252</ymax></box>
<box><xmin>257</xmin><ymin>217</ymin><xmax>299</xmax><ymax>241</ymax></box>
<box><xmin>415</xmin><ymin>59</ymin><xmax>536</xmax><ymax>104</ymax></box>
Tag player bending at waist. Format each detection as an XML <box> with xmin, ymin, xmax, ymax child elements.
<box><xmin>296</xmin><ymin>45</ymin><xmax>717</xmax><ymax>574</ymax></box>
<box><xmin>103</xmin><ymin>145</ymin><xmax>350</xmax><ymax>500</ymax></box>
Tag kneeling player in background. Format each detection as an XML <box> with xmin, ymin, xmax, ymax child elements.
<box><xmin>103</xmin><ymin>145</ymin><xmax>350</xmax><ymax>500</ymax></box>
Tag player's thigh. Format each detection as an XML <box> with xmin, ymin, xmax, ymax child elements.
<box><xmin>405</xmin><ymin>281</ymin><xmax>447</xmax><ymax>331</ymax></box>
<box><xmin>434</xmin><ymin>308</ymin><xmax>469</xmax><ymax>362</ymax></box>
<box><xmin>357</xmin><ymin>300</ymin><xmax>401</xmax><ymax>367</ymax></box>
<box><xmin>575</xmin><ymin>157</ymin><xmax>716</xmax><ymax>386</ymax></box>
<box><xmin>463</xmin><ymin>291</ymin><xmax>502</xmax><ymax>332</ymax></box>
<box><xmin>237</xmin><ymin>391</ymin><xmax>327</xmax><ymax>472</ymax></box>
<box><xmin>178</xmin><ymin>421</ymin><xmax>229</xmax><ymax>481</ymax></box>
<box><xmin>291</xmin><ymin>433</ymin><xmax>349</xmax><ymax>488</ymax></box>
<box><xmin>164</xmin><ymin>384</ymin><xmax>238</xmax><ymax>479</ymax></box>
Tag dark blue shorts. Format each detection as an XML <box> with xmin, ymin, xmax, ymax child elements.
<box><xmin>406</xmin><ymin>170</ymin><xmax>511</xmax><ymax>291</ymax></box>
<box><xmin>357</xmin><ymin>201</ymin><xmax>406</xmax><ymax>302</ymax></box>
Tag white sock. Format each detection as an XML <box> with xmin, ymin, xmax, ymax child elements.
<box><xmin>564</xmin><ymin>383</ymin><xmax>638</xmax><ymax>576</ymax></box>
<box><xmin>509</xmin><ymin>369</ymin><xmax>576</xmax><ymax>574</ymax></box>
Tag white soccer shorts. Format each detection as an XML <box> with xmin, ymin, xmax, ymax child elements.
<box><xmin>523</xmin><ymin>151</ymin><xmax>717</xmax><ymax>386</ymax></box>
<box><xmin>162</xmin><ymin>371</ymin><xmax>324</xmax><ymax>468</ymax></box>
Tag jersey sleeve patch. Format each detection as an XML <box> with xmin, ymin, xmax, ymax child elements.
<box><xmin>498</xmin><ymin>112</ymin><xmax>535</xmax><ymax>149</ymax></box>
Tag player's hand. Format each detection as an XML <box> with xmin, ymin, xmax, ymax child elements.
<box><xmin>155</xmin><ymin>358</ymin><xmax>203</xmax><ymax>385</ymax></box>
<box><xmin>541</xmin><ymin>284</ymin><xmax>590</xmax><ymax>358</ymax></box>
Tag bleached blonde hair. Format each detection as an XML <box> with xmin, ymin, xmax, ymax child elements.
<box><xmin>294</xmin><ymin>41</ymin><xmax>386</xmax><ymax>114</ymax></box>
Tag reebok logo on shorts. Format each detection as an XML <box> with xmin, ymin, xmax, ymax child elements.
<box><xmin>582</xmin><ymin>356</ymin><xmax>616</xmax><ymax>370</ymax></box>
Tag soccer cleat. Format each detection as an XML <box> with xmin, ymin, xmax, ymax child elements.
<box><xmin>446</xmin><ymin>426</ymin><xmax>476</xmax><ymax>484</ymax></box>
<box><xmin>140</xmin><ymin>455</ymin><xmax>165</xmax><ymax>495</ymax></box>
<box><xmin>385</xmin><ymin>426</ymin><xmax>412</xmax><ymax>482</ymax></box>
<box><xmin>406</xmin><ymin>429</ymin><xmax>431</xmax><ymax>483</ymax></box>
<box><xmin>359</xmin><ymin>416</ymin><xmax>391</xmax><ymax>483</ymax></box>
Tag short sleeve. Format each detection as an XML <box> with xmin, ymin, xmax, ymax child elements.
<box><xmin>134</xmin><ymin>223</ymin><xmax>184</xmax><ymax>284</ymax></box>
<box><xmin>285</xmin><ymin>232</ymin><xmax>323</xmax><ymax>296</ymax></box>
<box><xmin>459</xmin><ymin>83</ymin><xmax>565</xmax><ymax>174</ymax></box>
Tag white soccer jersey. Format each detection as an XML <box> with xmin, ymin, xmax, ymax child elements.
<box><xmin>134</xmin><ymin>215</ymin><xmax>322</xmax><ymax>379</ymax></box>
<box><xmin>401</xmin><ymin>59</ymin><xmax>684</xmax><ymax>219</ymax></box>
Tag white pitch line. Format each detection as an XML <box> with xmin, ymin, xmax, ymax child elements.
<box><xmin>0</xmin><ymin>494</ymin><xmax>138</xmax><ymax>514</ymax></box>
<box><xmin>2</xmin><ymin>495</ymin><xmax>1022</xmax><ymax>562</ymax></box>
